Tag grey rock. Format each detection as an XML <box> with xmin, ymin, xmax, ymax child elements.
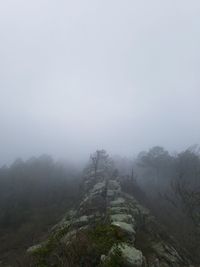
<box><xmin>111</xmin><ymin>221</ymin><xmax>136</xmax><ymax>237</ymax></box>
<box><xmin>109</xmin><ymin>243</ymin><xmax>144</xmax><ymax>267</ymax></box>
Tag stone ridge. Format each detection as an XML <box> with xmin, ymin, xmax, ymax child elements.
<box><xmin>28</xmin><ymin>171</ymin><xmax>193</xmax><ymax>267</ymax></box>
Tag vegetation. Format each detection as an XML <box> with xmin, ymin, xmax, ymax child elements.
<box><xmin>30</xmin><ymin>223</ymin><xmax>126</xmax><ymax>267</ymax></box>
<box><xmin>89</xmin><ymin>150</ymin><xmax>113</xmax><ymax>177</ymax></box>
<box><xmin>0</xmin><ymin>147</ymin><xmax>200</xmax><ymax>266</ymax></box>
<box><xmin>89</xmin><ymin>224</ymin><xmax>126</xmax><ymax>253</ymax></box>
<box><xmin>117</xmin><ymin>146</ymin><xmax>200</xmax><ymax>263</ymax></box>
<box><xmin>102</xmin><ymin>246</ymin><xmax>123</xmax><ymax>267</ymax></box>
<box><xmin>0</xmin><ymin>155</ymin><xmax>81</xmax><ymax>266</ymax></box>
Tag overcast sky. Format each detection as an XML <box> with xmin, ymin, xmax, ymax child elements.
<box><xmin>0</xmin><ymin>0</ymin><xmax>200</xmax><ymax>165</ymax></box>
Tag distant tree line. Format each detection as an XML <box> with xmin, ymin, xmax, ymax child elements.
<box><xmin>0</xmin><ymin>155</ymin><xmax>81</xmax><ymax>266</ymax></box>
<box><xmin>114</xmin><ymin>146</ymin><xmax>200</xmax><ymax>263</ymax></box>
<box><xmin>1</xmin><ymin>147</ymin><xmax>200</xmax><ymax>265</ymax></box>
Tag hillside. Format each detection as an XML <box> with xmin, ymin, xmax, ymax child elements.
<box><xmin>27</xmin><ymin>151</ymin><xmax>194</xmax><ymax>267</ymax></box>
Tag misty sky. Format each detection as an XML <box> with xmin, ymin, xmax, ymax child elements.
<box><xmin>0</xmin><ymin>0</ymin><xmax>200</xmax><ymax>165</ymax></box>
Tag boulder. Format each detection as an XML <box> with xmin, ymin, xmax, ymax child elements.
<box><xmin>109</xmin><ymin>243</ymin><xmax>144</xmax><ymax>267</ymax></box>
<box><xmin>111</xmin><ymin>221</ymin><xmax>136</xmax><ymax>240</ymax></box>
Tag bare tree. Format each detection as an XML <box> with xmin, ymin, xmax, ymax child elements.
<box><xmin>90</xmin><ymin>150</ymin><xmax>112</xmax><ymax>178</ymax></box>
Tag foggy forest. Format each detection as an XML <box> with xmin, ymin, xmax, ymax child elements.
<box><xmin>0</xmin><ymin>1</ymin><xmax>200</xmax><ymax>267</ymax></box>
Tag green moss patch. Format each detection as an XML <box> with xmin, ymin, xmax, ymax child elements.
<box><xmin>30</xmin><ymin>223</ymin><xmax>128</xmax><ymax>267</ymax></box>
<box><xmin>89</xmin><ymin>224</ymin><xmax>126</xmax><ymax>254</ymax></box>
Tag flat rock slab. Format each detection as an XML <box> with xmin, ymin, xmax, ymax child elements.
<box><xmin>110</xmin><ymin>213</ymin><xmax>134</xmax><ymax>224</ymax></box>
<box><xmin>111</xmin><ymin>221</ymin><xmax>136</xmax><ymax>236</ymax></box>
<box><xmin>110</xmin><ymin>197</ymin><xmax>126</xmax><ymax>206</ymax></box>
<box><xmin>109</xmin><ymin>207</ymin><xmax>129</xmax><ymax>214</ymax></box>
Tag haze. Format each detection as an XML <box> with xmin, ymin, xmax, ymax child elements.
<box><xmin>0</xmin><ymin>0</ymin><xmax>200</xmax><ymax>165</ymax></box>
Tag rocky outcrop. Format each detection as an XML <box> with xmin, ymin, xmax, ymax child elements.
<box><xmin>28</xmin><ymin>168</ymin><xmax>193</xmax><ymax>267</ymax></box>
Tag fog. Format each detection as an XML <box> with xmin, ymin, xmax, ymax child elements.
<box><xmin>0</xmin><ymin>0</ymin><xmax>200</xmax><ymax>165</ymax></box>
